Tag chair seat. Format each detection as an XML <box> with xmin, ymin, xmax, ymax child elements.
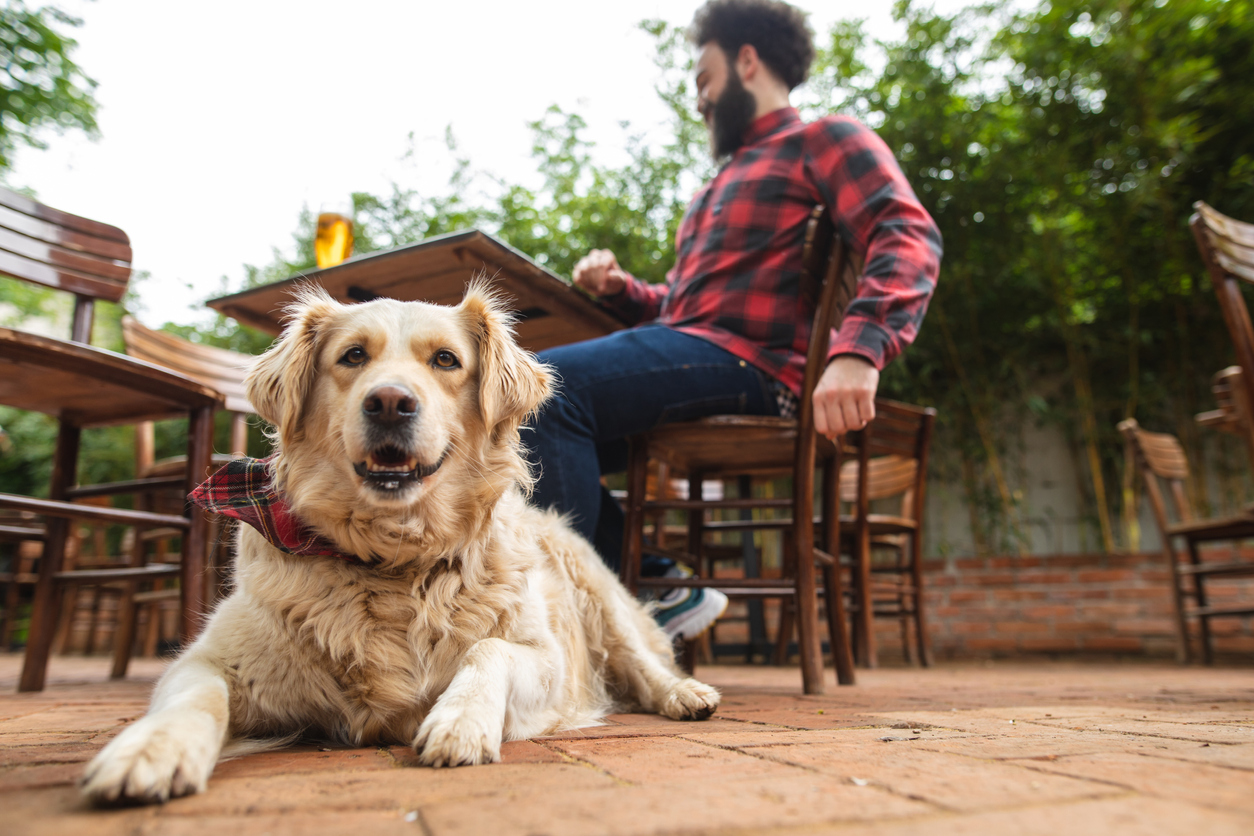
<box><xmin>1164</xmin><ymin>514</ymin><xmax>1254</xmax><ymax>541</ymax></box>
<box><xmin>1176</xmin><ymin>560</ymin><xmax>1254</xmax><ymax>579</ymax></box>
<box><xmin>0</xmin><ymin>327</ymin><xmax>222</xmax><ymax>425</ymax></box>
<box><xmin>647</xmin><ymin>415</ymin><xmax>838</xmax><ymax>475</ymax></box>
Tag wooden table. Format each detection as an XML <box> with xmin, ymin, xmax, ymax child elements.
<box><xmin>206</xmin><ymin>229</ymin><xmax>627</xmax><ymax>352</ymax></box>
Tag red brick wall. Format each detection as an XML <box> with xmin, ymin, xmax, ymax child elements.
<box><xmin>899</xmin><ymin>550</ymin><xmax>1254</xmax><ymax>661</ymax></box>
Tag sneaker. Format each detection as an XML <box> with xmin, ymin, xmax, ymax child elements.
<box><xmin>651</xmin><ymin>565</ymin><xmax>729</xmax><ymax>641</ymax></box>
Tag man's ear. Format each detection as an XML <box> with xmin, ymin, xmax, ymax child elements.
<box><xmin>459</xmin><ymin>279</ymin><xmax>554</xmax><ymax>437</ymax></box>
<box><xmin>736</xmin><ymin>43</ymin><xmax>760</xmax><ymax>81</ymax></box>
<box><xmin>246</xmin><ymin>285</ymin><xmax>341</xmax><ymax>443</ymax></box>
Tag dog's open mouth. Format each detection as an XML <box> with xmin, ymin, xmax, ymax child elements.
<box><xmin>352</xmin><ymin>444</ymin><xmax>445</xmax><ymax>492</ymax></box>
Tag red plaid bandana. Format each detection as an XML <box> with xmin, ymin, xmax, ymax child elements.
<box><xmin>189</xmin><ymin>456</ymin><xmax>364</xmax><ymax>564</ymax></box>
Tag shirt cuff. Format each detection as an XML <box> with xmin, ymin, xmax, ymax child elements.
<box><xmin>597</xmin><ymin>274</ymin><xmax>656</xmax><ymax>325</ymax></box>
<box><xmin>827</xmin><ymin>317</ymin><xmax>896</xmax><ymax>370</ymax></box>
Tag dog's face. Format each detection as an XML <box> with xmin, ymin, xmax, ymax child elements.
<box><xmin>245</xmin><ymin>283</ymin><xmax>552</xmax><ymax>520</ymax></box>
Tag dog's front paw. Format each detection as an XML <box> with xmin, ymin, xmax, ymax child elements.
<box><xmin>413</xmin><ymin>704</ymin><xmax>503</xmax><ymax>767</ymax></box>
<box><xmin>660</xmin><ymin>678</ymin><xmax>721</xmax><ymax>721</ymax></box>
<box><xmin>81</xmin><ymin>714</ymin><xmax>218</xmax><ymax>805</ymax></box>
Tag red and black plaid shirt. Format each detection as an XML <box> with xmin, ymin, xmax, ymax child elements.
<box><xmin>602</xmin><ymin>107</ymin><xmax>942</xmax><ymax>395</ymax></box>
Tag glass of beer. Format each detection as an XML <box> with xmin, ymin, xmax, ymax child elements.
<box><xmin>314</xmin><ymin>202</ymin><xmax>354</xmax><ymax>268</ymax></box>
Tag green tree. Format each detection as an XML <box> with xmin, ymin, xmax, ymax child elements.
<box><xmin>0</xmin><ymin>0</ymin><xmax>98</xmax><ymax>172</ymax></box>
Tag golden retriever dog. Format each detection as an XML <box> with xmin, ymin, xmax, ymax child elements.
<box><xmin>82</xmin><ymin>283</ymin><xmax>720</xmax><ymax>804</ymax></box>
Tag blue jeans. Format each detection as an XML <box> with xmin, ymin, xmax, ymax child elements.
<box><xmin>527</xmin><ymin>324</ymin><xmax>779</xmax><ymax>573</ymax></box>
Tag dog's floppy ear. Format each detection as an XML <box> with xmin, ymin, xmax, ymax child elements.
<box><xmin>246</xmin><ymin>285</ymin><xmax>341</xmax><ymax>439</ymax></box>
<box><xmin>459</xmin><ymin>279</ymin><xmax>553</xmax><ymax>435</ymax></box>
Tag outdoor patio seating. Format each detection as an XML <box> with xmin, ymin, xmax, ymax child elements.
<box><xmin>619</xmin><ymin>206</ymin><xmax>858</xmax><ymax>694</ymax></box>
<box><xmin>115</xmin><ymin>315</ymin><xmax>259</xmax><ymax>675</ymax></box>
<box><xmin>0</xmin><ymin>186</ymin><xmax>222</xmax><ymax>691</ymax></box>
<box><xmin>839</xmin><ymin>398</ymin><xmax>937</xmax><ymax>668</ymax></box>
<box><xmin>1118</xmin><ymin>418</ymin><xmax>1254</xmax><ymax>663</ymax></box>
<box><xmin>1192</xmin><ymin>202</ymin><xmax>1254</xmax><ymax>466</ymax></box>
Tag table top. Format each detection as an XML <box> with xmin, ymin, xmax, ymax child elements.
<box><xmin>0</xmin><ymin>327</ymin><xmax>223</xmax><ymax>426</ymax></box>
<box><xmin>206</xmin><ymin>229</ymin><xmax>628</xmax><ymax>353</ymax></box>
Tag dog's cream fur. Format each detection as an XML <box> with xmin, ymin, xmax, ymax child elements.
<box><xmin>82</xmin><ymin>284</ymin><xmax>719</xmax><ymax>804</ymax></box>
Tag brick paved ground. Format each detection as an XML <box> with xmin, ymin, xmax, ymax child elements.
<box><xmin>2</xmin><ymin>652</ymin><xmax>1252</xmax><ymax>835</ymax></box>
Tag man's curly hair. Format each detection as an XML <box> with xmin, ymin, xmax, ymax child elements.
<box><xmin>689</xmin><ymin>0</ymin><xmax>815</xmax><ymax>91</ymax></box>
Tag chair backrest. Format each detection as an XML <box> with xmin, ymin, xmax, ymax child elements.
<box><xmin>1192</xmin><ymin>201</ymin><xmax>1254</xmax><ymax>439</ymax></box>
<box><xmin>121</xmin><ymin>317</ymin><xmax>253</xmax><ymax>415</ymax></box>
<box><xmin>839</xmin><ymin>455</ymin><xmax>917</xmax><ymax>504</ymax></box>
<box><xmin>1118</xmin><ymin>418</ymin><xmax>1194</xmax><ymax>531</ymax></box>
<box><xmin>796</xmin><ymin>206</ymin><xmax>860</xmax><ymax>437</ymax></box>
<box><xmin>122</xmin><ymin>316</ymin><xmax>256</xmax><ymax>459</ymax></box>
<box><xmin>843</xmin><ymin>399</ymin><xmax>937</xmax><ymax>519</ymax></box>
<box><xmin>1207</xmin><ymin>366</ymin><xmax>1248</xmax><ymax>433</ymax></box>
<box><xmin>0</xmin><ymin>186</ymin><xmax>133</xmax><ymax>343</ymax></box>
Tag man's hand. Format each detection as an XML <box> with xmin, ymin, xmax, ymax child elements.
<box><xmin>812</xmin><ymin>355</ymin><xmax>879</xmax><ymax>440</ymax></box>
<box><xmin>572</xmin><ymin>249</ymin><xmax>628</xmax><ymax>297</ymax></box>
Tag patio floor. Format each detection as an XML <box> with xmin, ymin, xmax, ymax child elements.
<box><xmin>2</xmin><ymin>652</ymin><xmax>1252</xmax><ymax>836</ymax></box>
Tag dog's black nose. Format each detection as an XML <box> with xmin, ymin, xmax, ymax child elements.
<box><xmin>362</xmin><ymin>385</ymin><xmax>419</xmax><ymax>425</ymax></box>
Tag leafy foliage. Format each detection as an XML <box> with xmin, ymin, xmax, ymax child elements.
<box><xmin>0</xmin><ymin>0</ymin><xmax>97</xmax><ymax>171</ymax></box>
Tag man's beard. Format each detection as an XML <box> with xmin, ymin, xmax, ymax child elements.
<box><xmin>708</xmin><ymin>70</ymin><xmax>757</xmax><ymax>160</ymax></box>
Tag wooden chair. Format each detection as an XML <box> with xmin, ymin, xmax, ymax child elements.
<box><xmin>1192</xmin><ymin>202</ymin><xmax>1254</xmax><ymax>465</ymax></box>
<box><xmin>122</xmin><ymin>316</ymin><xmax>254</xmax><ymax>462</ymax></box>
<box><xmin>840</xmin><ymin>399</ymin><xmax>936</xmax><ymax>668</ymax></box>
<box><xmin>0</xmin><ymin>512</ymin><xmax>43</xmax><ymax>649</ymax></box>
<box><xmin>108</xmin><ymin>316</ymin><xmax>257</xmax><ymax>677</ymax></box>
<box><xmin>1118</xmin><ymin>418</ymin><xmax>1254</xmax><ymax>663</ymax></box>
<box><xmin>1194</xmin><ymin>366</ymin><xmax>1254</xmax><ymax>479</ymax></box>
<box><xmin>621</xmin><ymin>206</ymin><xmax>858</xmax><ymax>694</ymax></box>
<box><xmin>0</xmin><ymin>186</ymin><xmax>222</xmax><ymax>691</ymax></box>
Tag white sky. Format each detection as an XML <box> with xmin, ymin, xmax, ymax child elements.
<box><xmin>4</xmin><ymin>0</ymin><xmax>926</xmax><ymax>327</ymax></box>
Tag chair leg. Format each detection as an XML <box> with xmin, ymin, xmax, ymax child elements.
<box><xmin>677</xmin><ymin>636</ymin><xmax>698</xmax><ymax>674</ymax></box>
<box><xmin>793</xmin><ymin>459</ymin><xmax>824</xmax><ymax>695</ymax></box>
<box><xmin>911</xmin><ymin>533</ymin><xmax>933</xmax><ymax>667</ymax></box>
<box><xmin>111</xmin><ymin>517</ymin><xmax>150</xmax><ymax>680</ymax></box>
<box><xmin>821</xmin><ymin>455</ymin><xmax>854</xmax><ymax>685</ymax></box>
<box><xmin>900</xmin><ymin>605</ymin><xmax>915</xmax><ymax>665</ymax></box>
<box><xmin>774</xmin><ymin>597</ymin><xmax>794</xmax><ymax>665</ymax></box>
<box><xmin>1186</xmin><ymin>540</ymin><xmax>1213</xmax><ymax>665</ymax></box>
<box><xmin>110</xmin><ymin>592</ymin><xmax>140</xmax><ymax>678</ymax></box>
<box><xmin>179</xmin><ymin>406</ymin><xmax>216</xmax><ymax>647</ymax></box>
<box><xmin>50</xmin><ymin>585</ymin><xmax>77</xmax><ymax>655</ymax></box>
<box><xmin>1</xmin><ymin>571</ymin><xmax>16</xmax><ymax>650</ymax></box>
<box><xmin>84</xmin><ymin>585</ymin><xmax>105</xmax><ymax>656</ymax></box>
<box><xmin>821</xmin><ymin>564</ymin><xmax>856</xmax><ymax>685</ymax></box>
<box><xmin>1163</xmin><ymin>538</ymin><xmax>1192</xmax><ymax>664</ymax></box>
<box><xmin>855</xmin><ymin>521</ymin><xmax>876</xmax><ymax>668</ymax></box>
<box><xmin>621</xmin><ymin>437</ymin><xmax>648</xmax><ymax>596</ymax></box>
<box><xmin>19</xmin><ymin>423</ymin><xmax>81</xmax><ymax>692</ymax></box>
<box><xmin>143</xmin><ymin>593</ymin><xmax>162</xmax><ymax>656</ymax></box>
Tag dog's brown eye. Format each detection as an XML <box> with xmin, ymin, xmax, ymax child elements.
<box><xmin>433</xmin><ymin>350</ymin><xmax>460</xmax><ymax>369</ymax></box>
<box><xmin>340</xmin><ymin>347</ymin><xmax>368</xmax><ymax>366</ymax></box>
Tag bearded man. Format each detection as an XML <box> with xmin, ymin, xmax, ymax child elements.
<box><xmin>526</xmin><ymin>0</ymin><xmax>942</xmax><ymax>639</ymax></box>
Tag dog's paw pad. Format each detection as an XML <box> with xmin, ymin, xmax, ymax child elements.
<box><xmin>413</xmin><ymin>712</ymin><xmax>501</xmax><ymax>768</ymax></box>
<box><xmin>660</xmin><ymin>679</ymin><xmax>721</xmax><ymax>721</ymax></box>
<box><xmin>81</xmin><ymin>717</ymin><xmax>214</xmax><ymax>805</ymax></box>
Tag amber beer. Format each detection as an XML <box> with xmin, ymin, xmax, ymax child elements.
<box><xmin>314</xmin><ymin>211</ymin><xmax>354</xmax><ymax>268</ymax></box>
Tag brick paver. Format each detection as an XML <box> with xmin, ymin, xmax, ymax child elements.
<box><xmin>2</xmin><ymin>653</ymin><xmax>1251</xmax><ymax>835</ymax></box>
